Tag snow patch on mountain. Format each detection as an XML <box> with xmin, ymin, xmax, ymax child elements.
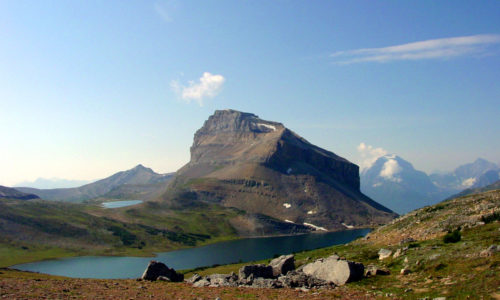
<box><xmin>461</xmin><ymin>177</ymin><xmax>477</xmax><ymax>188</ymax></box>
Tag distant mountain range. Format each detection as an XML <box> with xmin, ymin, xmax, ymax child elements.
<box><xmin>16</xmin><ymin>165</ymin><xmax>174</xmax><ymax>202</ymax></box>
<box><xmin>162</xmin><ymin>109</ymin><xmax>396</xmax><ymax>233</ymax></box>
<box><xmin>14</xmin><ymin>178</ymin><xmax>93</xmax><ymax>189</ymax></box>
<box><xmin>361</xmin><ymin>156</ymin><xmax>499</xmax><ymax>214</ymax></box>
<box><xmin>0</xmin><ymin>185</ymin><xmax>40</xmax><ymax>200</ymax></box>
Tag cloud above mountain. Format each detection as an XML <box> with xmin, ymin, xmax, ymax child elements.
<box><xmin>331</xmin><ymin>34</ymin><xmax>500</xmax><ymax>64</ymax></box>
<box><xmin>357</xmin><ymin>142</ymin><xmax>388</xmax><ymax>170</ymax></box>
<box><xmin>380</xmin><ymin>156</ymin><xmax>402</xmax><ymax>182</ymax></box>
<box><xmin>171</xmin><ymin>72</ymin><xmax>225</xmax><ymax>106</ymax></box>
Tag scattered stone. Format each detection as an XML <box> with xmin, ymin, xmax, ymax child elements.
<box><xmin>429</xmin><ymin>254</ymin><xmax>441</xmax><ymax>260</ymax></box>
<box><xmin>364</xmin><ymin>264</ymin><xmax>390</xmax><ymax>277</ymax></box>
<box><xmin>302</xmin><ymin>255</ymin><xmax>364</xmax><ymax>285</ymax></box>
<box><xmin>480</xmin><ymin>245</ymin><xmax>499</xmax><ymax>257</ymax></box>
<box><xmin>157</xmin><ymin>276</ymin><xmax>170</xmax><ymax>282</ymax></box>
<box><xmin>186</xmin><ymin>274</ymin><xmax>202</xmax><ymax>284</ymax></box>
<box><xmin>250</xmin><ymin>277</ymin><xmax>281</xmax><ymax>288</ymax></box>
<box><xmin>239</xmin><ymin>264</ymin><xmax>274</xmax><ymax>280</ymax></box>
<box><xmin>404</xmin><ymin>257</ymin><xmax>409</xmax><ymax>263</ymax></box>
<box><xmin>192</xmin><ymin>278</ymin><xmax>210</xmax><ymax>287</ymax></box>
<box><xmin>378</xmin><ymin>248</ymin><xmax>392</xmax><ymax>260</ymax></box>
<box><xmin>400</xmin><ymin>268</ymin><xmax>411</xmax><ymax>275</ymax></box>
<box><xmin>433</xmin><ymin>297</ymin><xmax>446</xmax><ymax>300</ymax></box>
<box><xmin>141</xmin><ymin>260</ymin><xmax>184</xmax><ymax>282</ymax></box>
<box><xmin>393</xmin><ymin>248</ymin><xmax>403</xmax><ymax>258</ymax></box>
<box><xmin>268</xmin><ymin>254</ymin><xmax>295</xmax><ymax>277</ymax></box>
<box><xmin>405</xmin><ymin>288</ymin><xmax>413</xmax><ymax>292</ymax></box>
<box><xmin>400</xmin><ymin>237</ymin><xmax>416</xmax><ymax>245</ymax></box>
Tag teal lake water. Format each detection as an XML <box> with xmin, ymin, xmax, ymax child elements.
<box><xmin>101</xmin><ymin>200</ymin><xmax>143</xmax><ymax>208</ymax></box>
<box><xmin>13</xmin><ymin>228</ymin><xmax>370</xmax><ymax>279</ymax></box>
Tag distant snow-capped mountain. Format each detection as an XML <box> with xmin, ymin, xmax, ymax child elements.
<box><xmin>360</xmin><ymin>155</ymin><xmax>445</xmax><ymax>214</ymax></box>
<box><xmin>361</xmin><ymin>156</ymin><xmax>499</xmax><ymax>214</ymax></box>
<box><xmin>429</xmin><ymin>158</ymin><xmax>499</xmax><ymax>191</ymax></box>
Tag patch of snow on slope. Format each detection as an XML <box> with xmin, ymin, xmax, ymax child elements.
<box><xmin>303</xmin><ymin>222</ymin><xmax>327</xmax><ymax>231</ymax></box>
<box><xmin>307</xmin><ymin>210</ymin><xmax>316</xmax><ymax>215</ymax></box>
<box><xmin>462</xmin><ymin>177</ymin><xmax>477</xmax><ymax>187</ymax></box>
<box><xmin>342</xmin><ymin>223</ymin><xmax>354</xmax><ymax>229</ymax></box>
<box><xmin>284</xmin><ymin>219</ymin><xmax>294</xmax><ymax>224</ymax></box>
<box><xmin>287</xmin><ymin>168</ymin><xmax>292</xmax><ymax>174</ymax></box>
<box><xmin>380</xmin><ymin>158</ymin><xmax>402</xmax><ymax>182</ymax></box>
<box><xmin>283</xmin><ymin>203</ymin><xmax>291</xmax><ymax>208</ymax></box>
<box><xmin>257</xmin><ymin>123</ymin><xmax>276</xmax><ymax>131</ymax></box>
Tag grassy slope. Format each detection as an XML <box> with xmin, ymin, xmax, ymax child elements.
<box><xmin>0</xmin><ymin>199</ymin><xmax>239</xmax><ymax>267</ymax></box>
<box><xmin>184</xmin><ymin>190</ymin><xmax>500</xmax><ymax>299</ymax></box>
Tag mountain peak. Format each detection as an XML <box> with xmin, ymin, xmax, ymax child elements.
<box><xmin>197</xmin><ymin>109</ymin><xmax>284</xmax><ymax>136</ymax></box>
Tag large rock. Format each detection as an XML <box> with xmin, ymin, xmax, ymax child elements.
<box><xmin>268</xmin><ymin>254</ymin><xmax>295</xmax><ymax>277</ymax></box>
<box><xmin>239</xmin><ymin>264</ymin><xmax>274</xmax><ymax>280</ymax></box>
<box><xmin>378</xmin><ymin>248</ymin><xmax>392</xmax><ymax>260</ymax></box>
<box><xmin>141</xmin><ymin>260</ymin><xmax>184</xmax><ymax>282</ymax></box>
<box><xmin>302</xmin><ymin>255</ymin><xmax>364</xmax><ymax>286</ymax></box>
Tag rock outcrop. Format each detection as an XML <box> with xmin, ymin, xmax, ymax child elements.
<box><xmin>141</xmin><ymin>261</ymin><xmax>184</xmax><ymax>282</ymax></box>
<box><xmin>239</xmin><ymin>264</ymin><xmax>274</xmax><ymax>280</ymax></box>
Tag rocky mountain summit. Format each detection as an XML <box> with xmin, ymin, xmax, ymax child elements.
<box><xmin>165</xmin><ymin>109</ymin><xmax>396</xmax><ymax>233</ymax></box>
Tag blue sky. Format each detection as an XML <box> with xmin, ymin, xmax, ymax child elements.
<box><xmin>1</xmin><ymin>1</ymin><xmax>499</xmax><ymax>185</ymax></box>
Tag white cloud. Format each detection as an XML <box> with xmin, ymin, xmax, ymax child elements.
<box><xmin>380</xmin><ymin>159</ymin><xmax>402</xmax><ymax>182</ymax></box>
<box><xmin>331</xmin><ymin>34</ymin><xmax>500</xmax><ymax>64</ymax></box>
<box><xmin>171</xmin><ymin>72</ymin><xmax>225</xmax><ymax>106</ymax></box>
<box><xmin>357</xmin><ymin>142</ymin><xmax>387</xmax><ymax>170</ymax></box>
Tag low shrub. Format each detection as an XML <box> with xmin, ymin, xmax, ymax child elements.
<box><xmin>443</xmin><ymin>229</ymin><xmax>461</xmax><ymax>243</ymax></box>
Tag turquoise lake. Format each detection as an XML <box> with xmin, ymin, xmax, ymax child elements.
<box><xmin>13</xmin><ymin>228</ymin><xmax>370</xmax><ymax>279</ymax></box>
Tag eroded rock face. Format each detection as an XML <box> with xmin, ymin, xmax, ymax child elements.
<box><xmin>269</xmin><ymin>254</ymin><xmax>295</xmax><ymax>277</ymax></box>
<box><xmin>302</xmin><ymin>255</ymin><xmax>364</xmax><ymax>286</ymax></box>
<box><xmin>141</xmin><ymin>261</ymin><xmax>184</xmax><ymax>282</ymax></box>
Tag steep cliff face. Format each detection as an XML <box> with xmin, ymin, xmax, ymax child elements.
<box><xmin>167</xmin><ymin>110</ymin><xmax>396</xmax><ymax>233</ymax></box>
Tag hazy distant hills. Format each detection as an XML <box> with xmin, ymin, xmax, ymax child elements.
<box><xmin>14</xmin><ymin>178</ymin><xmax>93</xmax><ymax>189</ymax></box>
<box><xmin>16</xmin><ymin>165</ymin><xmax>174</xmax><ymax>202</ymax></box>
<box><xmin>447</xmin><ymin>179</ymin><xmax>500</xmax><ymax>199</ymax></box>
<box><xmin>0</xmin><ymin>185</ymin><xmax>40</xmax><ymax>200</ymax></box>
<box><xmin>163</xmin><ymin>109</ymin><xmax>396</xmax><ymax>232</ymax></box>
<box><xmin>361</xmin><ymin>156</ymin><xmax>499</xmax><ymax>214</ymax></box>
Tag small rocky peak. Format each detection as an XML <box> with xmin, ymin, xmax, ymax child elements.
<box><xmin>196</xmin><ymin>109</ymin><xmax>283</xmax><ymax>137</ymax></box>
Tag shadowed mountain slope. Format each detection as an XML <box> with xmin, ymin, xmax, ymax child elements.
<box><xmin>0</xmin><ymin>186</ymin><xmax>40</xmax><ymax>200</ymax></box>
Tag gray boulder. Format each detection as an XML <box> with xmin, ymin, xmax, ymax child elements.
<box><xmin>268</xmin><ymin>254</ymin><xmax>295</xmax><ymax>277</ymax></box>
<box><xmin>364</xmin><ymin>264</ymin><xmax>390</xmax><ymax>277</ymax></box>
<box><xmin>378</xmin><ymin>248</ymin><xmax>392</xmax><ymax>260</ymax></box>
<box><xmin>302</xmin><ymin>255</ymin><xmax>364</xmax><ymax>286</ymax></box>
<box><xmin>239</xmin><ymin>264</ymin><xmax>274</xmax><ymax>280</ymax></box>
<box><xmin>141</xmin><ymin>260</ymin><xmax>184</xmax><ymax>282</ymax></box>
